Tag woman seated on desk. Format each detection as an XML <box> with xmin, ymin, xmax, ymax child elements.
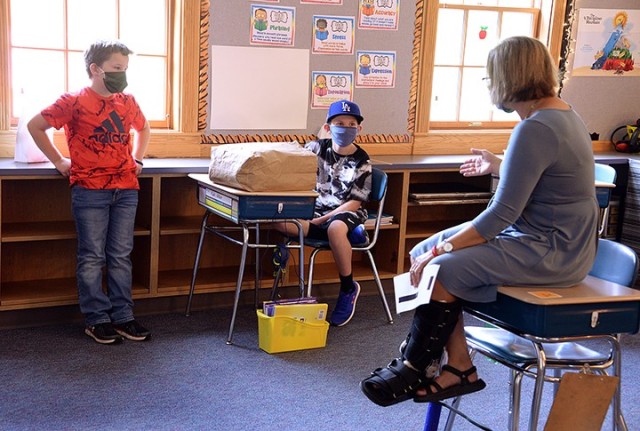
<box><xmin>361</xmin><ymin>36</ymin><xmax>599</xmax><ymax>407</ymax></box>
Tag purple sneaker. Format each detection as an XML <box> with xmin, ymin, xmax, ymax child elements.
<box><xmin>330</xmin><ymin>282</ymin><xmax>361</xmax><ymax>326</ymax></box>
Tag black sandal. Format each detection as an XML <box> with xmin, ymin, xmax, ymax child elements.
<box><xmin>413</xmin><ymin>364</ymin><xmax>486</xmax><ymax>403</ymax></box>
<box><xmin>361</xmin><ymin>358</ymin><xmax>427</xmax><ymax>407</ymax></box>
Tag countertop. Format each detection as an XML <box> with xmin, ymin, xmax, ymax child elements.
<box><xmin>0</xmin><ymin>153</ymin><xmax>633</xmax><ymax>176</ymax></box>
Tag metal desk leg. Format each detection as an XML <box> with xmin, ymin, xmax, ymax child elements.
<box><xmin>528</xmin><ymin>343</ymin><xmax>547</xmax><ymax>431</ymax></box>
<box><xmin>509</xmin><ymin>368</ymin><xmax>523</xmax><ymax>431</ymax></box>
<box><xmin>227</xmin><ymin>224</ymin><xmax>250</xmax><ymax>345</ymax></box>
<box><xmin>294</xmin><ymin>220</ymin><xmax>305</xmax><ymax>297</ymax></box>
<box><xmin>254</xmin><ymin>223</ymin><xmax>261</xmax><ymax>307</ymax></box>
<box><xmin>612</xmin><ymin>336</ymin><xmax>628</xmax><ymax>431</ymax></box>
<box><xmin>185</xmin><ymin>212</ymin><xmax>210</xmax><ymax>316</ymax></box>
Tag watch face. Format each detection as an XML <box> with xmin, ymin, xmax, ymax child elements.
<box><xmin>443</xmin><ymin>242</ymin><xmax>453</xmax><ymax>252</ymax></box>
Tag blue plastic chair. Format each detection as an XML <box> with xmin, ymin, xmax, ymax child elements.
<box><xmin>304</xmin><ymin>168</ymin><xmax>394</xmax><ymax>323</ymax></box>
<box><xmin>435</xmin><ymin>239</ymin><xmax>638</xmax><ymax>430</ymax></box>
<box><xmin>595</xmin><ymin>163</ymin><xmax>617</xmax><ymax>237</ymax></box>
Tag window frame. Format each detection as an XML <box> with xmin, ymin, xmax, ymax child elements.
<box><xmin>5</xmin><ymin>0</ymin><xmax>173</xmax><ymax>129</ymax></box>
<box><xmin>429</xmin><ymin>4</ymin><xmax>541</xmax><ymax>130</ymax></box>
<box><xmin>412</xmin><ymin>0</ymin><xmax>568</xmax><ymax>154</ymax></box>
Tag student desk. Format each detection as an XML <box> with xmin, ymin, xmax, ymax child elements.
<box><xmin>186</xmin><ymin>174</ymin><xmax>318</xmax><ymax>344</ymax></box>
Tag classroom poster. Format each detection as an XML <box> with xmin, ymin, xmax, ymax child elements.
<box><xmin>312</xmin><ymin>15</ymin><xmax>355</xmax><ymax>55</ymax></box>
<box><xmin>358</xmin><ymin>0</ymin><xmax>400</xmax><ymax>31</ymax></box>
<box><xmin>302</xmin><ymin>0</ymin><xmax>343</xmax><ymax>4</ymax></box>
<box><xmin>311</xmin><ymin>71</ymin><xmax>354</xmax><ymax>108</ymax></box>
<box><xmin>355</xmin><ymin>50</ymin><xmax>396</xmax><ymax>88</ymax></box>
<box><xmin>250</xmin><ymin>4</ymin><xmax>296</xmax><ymax>46</ymax></box>
<box><xmin>572</xmin><ymin>9</ymin><xmax>640</xmax><ymax>77</ymax></box>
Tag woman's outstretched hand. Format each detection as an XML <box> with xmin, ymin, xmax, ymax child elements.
<box><xmin>459</xmin><ymin>148</ymin><xmax>501</xmax><ymax>177</ymax></box>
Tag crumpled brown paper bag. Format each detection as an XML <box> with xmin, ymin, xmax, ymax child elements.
<box><xmin>209</xmin><ymin>141</ymin><xmax>317</xmax><ymax>192</ymax></box>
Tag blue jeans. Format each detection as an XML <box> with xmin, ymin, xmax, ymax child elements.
<box><xmin>71</xmin><ymin>187</ymin><xmax>138</xmax><ymax>326</ymax></box>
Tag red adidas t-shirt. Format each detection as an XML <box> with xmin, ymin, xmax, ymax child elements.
<box><xmin>41</xmin><ymin>87</ymin><xmax>147</xmax><ymax>189</ymax></box>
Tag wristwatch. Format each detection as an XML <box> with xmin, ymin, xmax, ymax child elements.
<box><xmin>442</xmin><ymin>241</ymin><xmax>454</xmax><ymax>253</ymax></box>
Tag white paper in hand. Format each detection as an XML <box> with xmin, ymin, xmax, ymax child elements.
<box><xmin>393</xmin><ymin>264</ymin><xmax>440</xmax><ymax>314</ymax></box>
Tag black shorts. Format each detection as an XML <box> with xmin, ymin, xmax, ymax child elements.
<box><xmin>307</xmin><ymin>212</ymin><xmax>361</xmax><ymax>242</ymax></box>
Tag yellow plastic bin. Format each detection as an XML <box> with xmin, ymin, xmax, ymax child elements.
<box><xmin>257</xmin><ymin>310</ymin><xmax>329</xmax><ymax>353</ymax></box>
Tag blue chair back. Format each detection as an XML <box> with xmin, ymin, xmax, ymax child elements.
<box><xmin>595</xmin><ymin>163</ymin><xmax>616</xmax><ymax>209</ymax></box>
<box><xmin>371</xmin><ymin>168</ymin><xmax>388</xmax><ymax>203</ymax></box>
<box><xmin>589</xmin><ymin>239</ymin><xmax>638</xmax><ymax>288</ymax></box>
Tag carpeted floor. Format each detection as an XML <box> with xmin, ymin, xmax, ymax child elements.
<box><xmin>1</xmin><ymin>292</ymin><xmax>639</xmax><ymax>431</ymax></box>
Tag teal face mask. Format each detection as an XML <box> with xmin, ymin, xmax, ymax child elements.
<box><xmin>497</xmin><ymin>103</ymin><xmax>514</xmax><ymax>114</ymax></box>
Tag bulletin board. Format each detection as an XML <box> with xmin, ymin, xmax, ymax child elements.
<box><xmin>199</xmin><ymin>0</ymin><xmax>420</xmax><ymax>145</ymax></box>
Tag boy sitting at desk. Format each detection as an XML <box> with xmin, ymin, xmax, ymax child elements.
<box><xmin>275</xmin><ymin>100</ymin><xmax>372</xmax><ymax>326</ymax></box>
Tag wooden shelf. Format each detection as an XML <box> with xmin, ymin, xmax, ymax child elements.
<box><xmin>404</xmin><ymin>220</ymin><xmax>471</xmax><ymax>238</ymax></box>
<box><xmin>160</xmin><ymin>216</ymin><xmax>204</xmax><ymax>235</ymax></box>
<box><xmin>1</xmin><ymin>221</ymin><xmax>77</xmax><ymax>242</ymax></box>
<box><xmin>0</xmin><ymin>278</ymin><xmax>149</xmax><ymax>310</ymax></box>
<box><xmin>303</xmin><ymin>261</ymin><xmax>397</xmax><ymax>284</ymax></box>
<box><xmin>0</xmin><ymin>168</ymin><xmax>490</xmax><ymax>314</ymax></box>
<box><xmin>402</xmin><ymin>171</ymin><xmax>490</xmax><ymax>272</ymax></box>
<box><xmin>157</xmin><ymin>266</ymin><xmax>277</xmax><ymax>296</ymax></box>
<box><xmin>1</xmin><ymin>221</ymin><xmax>150</xmax><ymax>242</ymax></box>
<box><xmin>408</xmin><ymin>199</ymin><xmax>490</xmax><ymax>207</ymax></box>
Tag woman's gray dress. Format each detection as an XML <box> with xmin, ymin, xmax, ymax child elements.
<box><xmin>410</xmin><ymin>109</ymin><xmax>599</xmax><ymax>303</ymax></box>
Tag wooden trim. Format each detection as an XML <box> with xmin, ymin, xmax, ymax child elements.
<box><xmin>548</xmin><ymin>0</ymin><xmax>568</xmax><ymax>63</ymax></box>
<box><xmin>176</xmin><ymin>0</ymin><xmax>202</xmax><ymax>133</ymax></box>
<box><xmin>413</xmin><ymin>131</ymin><xmax>511</xmax><ymax>155</ymax></box>
<box><xmin>430</xmin><ymin>121</ymin><xmax>519</xmax><ymax>130</ymax></box>
<box><xmin>406</xmin><ymin>0</ymin><xmax>424</xmax><ymax>139</ymax></box>
<box><xmin>414</xmin><ymin>0</ymin><xmax>436</xmax><ymax>137</ymax></box>
<box><xmin>197</xmin><ymin>0</ymin><xmax>210</xmax><ymax>132</ymax></box>
<box><xmin>0</xmin><ymin>0</ymin><xmax>10</xmax><ymax>131</ymax></box>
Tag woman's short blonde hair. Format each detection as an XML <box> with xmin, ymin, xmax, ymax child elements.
<box><xmin>486</xmin><ymin>36</ymin><xmax>559</xmax><ymax>107</ymax></box>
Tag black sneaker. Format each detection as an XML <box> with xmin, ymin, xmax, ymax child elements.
<box><xmin>114</xmin><ymin>320</ymin><xmax>151</xmax><ymax>341</ymax></box>
<box><xmin>85</xmin><ymin>322</ymin><xmax>123</xmax><ymax>345</ymax></box>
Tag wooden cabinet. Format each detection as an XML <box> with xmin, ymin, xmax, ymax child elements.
<box><xmin>0</xmin><ymin>161</ymin><xmax>492</xmax><ymax>312</ymax></box>
<box><xmin>395</xmin><ymin>169</ymin><xmax>490</xmax><ymax>273</ymax></box>
<box><xmin>0</xmin><ymin>176</ymin><xmax>154</xmax><ymax>310</ymax></box>
<box><xmin>1</xmin><ymin>155</ymin><xmax>626</xmax><ymax>314</ymax></box>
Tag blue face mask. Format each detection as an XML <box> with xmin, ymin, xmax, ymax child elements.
<box><xmin>330</xmin><ymin>125</ymin><xmax>358</xmax><ymax>147</ymax></box>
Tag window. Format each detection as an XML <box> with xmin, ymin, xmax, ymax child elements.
<box><xmin>430</xmin><ymin>0</ymin><xmax>542</xmax><ymax>129</ymax></box>
<box><xmin>8</xmin><ymin>0</ymin><xmax>170</xmax><ymax>127</ymax></box>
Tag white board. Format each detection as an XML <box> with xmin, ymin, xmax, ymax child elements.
<box><xmin>209</xmin><ymin>45</ymin><xmax>310</xmax><ymax>130</ymax></box>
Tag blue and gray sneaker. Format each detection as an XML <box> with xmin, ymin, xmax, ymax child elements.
<box><xmin>330</xmin><ymin>282</ymin><xmax>361</xmax><ymax>326</ymax></box>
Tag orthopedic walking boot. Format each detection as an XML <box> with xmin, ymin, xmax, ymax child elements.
<box><xmin>360</xmin><ymin>300</ymin><xmax>461</xmax><ymax>407</ymax></box>
<box><xmin>399</xmin><ymin>333</ymin><xmax>446</xmax><ymax>379</ymax></box>
<box><xmin>402</xmin><ymin>300</ymin><xmax>461</xmax><ymax>372</ymax></box>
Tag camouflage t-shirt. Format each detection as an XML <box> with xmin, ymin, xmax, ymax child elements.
<box><xmin>305</xmin><ymin>138</ymin><xmax>371</xmax><ymax>222</ymax></box>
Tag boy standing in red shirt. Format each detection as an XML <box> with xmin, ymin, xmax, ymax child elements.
<box><xmin>28</xmin><ymin>40</ymin><xmax>151</xmax><ymax>344</ymax></box>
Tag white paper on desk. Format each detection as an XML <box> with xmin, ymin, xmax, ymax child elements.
<box><xmin>393</xmin><ymin>265</ymin><xmax>440</xmax><ymax>314</ymax></box>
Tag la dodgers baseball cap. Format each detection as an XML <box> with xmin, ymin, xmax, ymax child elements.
<box><xmin>326</xmin><ymin>100</ymin><xmax>364</xmax><ymax>124</ymax></box>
